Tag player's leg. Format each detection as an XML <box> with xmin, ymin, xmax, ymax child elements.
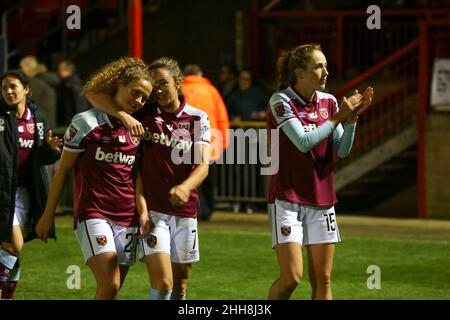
<box><xmin>303</xmin><ymin>205</ymin><xmax>340</xmax><ymax>300</ymax></box>
<box><xmin>170</xmin><ymin>216</ymin><xmax>199</xmax><ymax>300</ymax></box>
<box><xmin>75</xmin><ymin>218</ymin><xmax>120</xmax><ymax>300</ymax></box>
<box><xmin>267</xmin><ymin>200</ymin><xmax>303</xmax><ymax>300</ymax></box>
<box><xmin>87</xmin><ymin>252</ymin><xmax>121</xmax><ymax>300</ymax></box>
<box><xmin>1</xmin><ymin>188</ymin><xmax>28</xmax><ymax>299</ymax></box>
<box><xmin>144</xmin><ymin>253</ymin><xmax>173</xmax><ymax>299</ymax></box>
<box><xmin>139</xmin><ymin>212</ymin><xmax>173</xmax><ymax>300</ymax></box>
<box><xmin>171</xmin><ymin>262</ymin><xmax>191</xmax><ymax>300</ymax></box>
<box><xmin>306</xmin><ymin>243</ymin><xmax>334</xmax><ymax>300</ymax></box>
<box><xmin>268</xmin><ymin>243</ymin><xmax>303</xmax><ymax>299</ymax></box>
<box><xmin>306</xmin><ymin>248</ymin><xmax>317</xmax><ymax>299</ymax></box>
<box><xmin>0</xmin><ymin>226</ymin><xmax>23</xmax><ymax>299</ymax></box>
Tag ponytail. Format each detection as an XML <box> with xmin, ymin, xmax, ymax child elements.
<box><xmin>277</xmin><ymin>52</ymin><xmax>292</xmax><ymax>90</ymax></box>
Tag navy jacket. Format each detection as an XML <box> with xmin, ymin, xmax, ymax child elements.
<box><xmin>0</xmin><ymin>99</ymin><xmax>60</xmax><ymax>243</ymax></box>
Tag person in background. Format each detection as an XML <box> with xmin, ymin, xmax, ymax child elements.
<box><xmin>56</xmin><ymin>59</ymin><xmax>88</xmax><ymax>127</ymax></box>
<box><xmin>19</xmin><ymin>56</ymin><xmax>58</xmax><ymax>128</ymax></box>
<box><xmin>218</xmin><ymin>63</ymin><xmax>238</xmax><ymax>108</ymax></box>
<box><xmin>229</xmin><ymin>68</ymin><xmax>270</xmax><ymax>121</ymax></box>
<box><xmin>182</xmin><ymin>64</ymin><xmax>229</xmax><ymax>221</ymax></box>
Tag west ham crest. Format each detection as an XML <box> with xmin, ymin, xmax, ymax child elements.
<box><xmin>178</xmin><ymin>122</ymin><xmax>190</xmax><ymax>131</ymax></box>
<box><xmin>27</xmin><ymin>123</ymin><xmax>35</xmax><ymax>134</ymax></box>
<box><xmin>147</xmin><ymin>234</ymin><xmax>157</xmax><ymax>248</ymax></box>
<box><xmin>96</xmin><ymin>235</ymin><xmax>108</xmax><ymax>246</ymax></box>
<box><xmin>319</xmin><ymin>107</ymin><xmax>329</xmax><ymax>119</ymax></box>
<box><xmin>129</xmin><ymin>132</ymin><xmax>140</xmax><ymax>145</ymax></box>
<box><xmin>281</xmin><ymin>226</ymin><xmax>291</xmax><ymax>237</ymax></box>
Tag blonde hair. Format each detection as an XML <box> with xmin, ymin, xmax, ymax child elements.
<box><xmin>277</xmin><ymin>43</ymin><xmax>322</xmax><ymax>90</ymax></box>
<box><xmin>82</xmin><ymin>57</ymin><xmax>151</xmax><ymax>95</ymax></box>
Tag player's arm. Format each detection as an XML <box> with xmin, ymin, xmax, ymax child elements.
<box><xmin>273</xmin><ymin>93</ymin><xmax>361</xmax><ymax>153</ymax></box>
<box><xmin>136</xmin><ymin>171</ymin><xmax>152</xmax><ymax>237</ymax></box>
<box><xmin>333</xmin><ymin>122</ymin><xmax>356</xmax><ymax>158</ymax></box>
<box><xmin>84</xmin><ymin>91</ymin><xmax>144</xmax><ymax>136</ymax></box>
<box><xmin>169</xmin><ymin>143</ymin><xmax>210</xmax><ymax>206</ymax></box>
<box><xmin>35</xmin><ymin>150</ymin><xmax>79</xmax><ymax>242</ymax></box>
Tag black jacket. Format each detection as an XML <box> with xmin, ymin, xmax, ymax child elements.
<box><xmin>0</xmin><ymin>99</ymin><xmax>60</xmax><ymax>243</ymax></box>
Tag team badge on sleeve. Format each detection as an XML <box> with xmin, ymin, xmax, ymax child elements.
<box><xmin>319</xmin><ymin>107</ymin><xmax>329</xmax><ymax>119</ymax></box>
<box><xmin>66</xmin><ymin>124</ymin><xmax>79</xmax><ymax>142</ymax></box>
<box><xmin>146</xmin><ymin>234</ymin><xmax>157</xmax><ymax>248</ymax></box>
<box><xmin>281</xmin><ymin>226</ymin><xmax>291</xmax><ymax>237</ymax></box>
<box><xmin>274</xmin><ymin>102</ymin><xmax>285</xmax><ymax>117</ymax></box>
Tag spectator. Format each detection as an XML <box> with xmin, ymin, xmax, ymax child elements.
<box><xmin>19</xmin><ymin>56</ymin><xmax>58</xmax><ymax>127</ymax></box>
<box><xmin>182</xmin><ymin>64</ymin><xmax>230</xmax><ymax>221</ymax></box>
<box><xmin>56</xmin><ymin>59</ymin><xmax>88</xmax><ymax>127</ymax></box>
<box><xmin>218</xmin><ymin>63</ymin><xmax>238</xmax><ymax>107</ymax></box>
<box><xmin>229</xmin><ymin>69</ymin><xmax>270</xmax><ymax>121</ymax></box>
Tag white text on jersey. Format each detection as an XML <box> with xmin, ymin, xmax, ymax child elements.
<box><xmin>19</xmin><ymin>138</ymin><xmax>34</xmax><ymax>148</ymax></box>
<box><xmin>94</xmin><ymin>147</ymin><xmax>136</xmax><ymax>165</ymax></box>
<box><xmin>144</xmin><ymin>131</ymin><xmax>193</xmax><ymax>152</ymax></box>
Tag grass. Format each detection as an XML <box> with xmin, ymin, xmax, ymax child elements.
<box><xmin>14</xmin><ymin>212</ymin><xmax>450</xmax><ymax>300</ymax></box>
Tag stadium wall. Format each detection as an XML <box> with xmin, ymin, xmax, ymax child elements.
<box><xmin>426</xmin><ymin>113</ymin><xmax>450</xmax><ymax>218</ymax></box>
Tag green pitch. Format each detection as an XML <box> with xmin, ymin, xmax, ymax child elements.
<box><xmin>15</xmin><ymin>213</ymin><xmax>450</xmax><ymax>300</ymax></box>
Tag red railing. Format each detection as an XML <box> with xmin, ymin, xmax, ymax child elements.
<box><xmin>251</xmin><ymin>4</ymin><xmax>450</xmax><ymax>80</ymax></box>
<box><xmin>332</xmin><ymin>39</ymin><xmax>419</xmax><ymax>160</ymax></box>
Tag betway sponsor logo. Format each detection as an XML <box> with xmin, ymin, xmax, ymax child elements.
<box><xmin>19</xmin><ymin>138</ymin><xmax>34</xmax><ymax>148</ymax></box>
<box><xmin>94</xmin><ymin>147</ymin><xmax>135</xmax><ymax>165</ymax></box>
<box><xmin>143</xmin><ymin>131</ymin><xmax>193</xmax><ymax>152</ymax></box>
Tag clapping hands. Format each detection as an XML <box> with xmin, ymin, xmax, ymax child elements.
<box><xmin>338</xmin><ymin>86</ymin><xmax>374</xmax><ymax>123</ymax></box>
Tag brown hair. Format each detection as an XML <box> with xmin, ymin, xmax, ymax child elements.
<box><xmin>82</xmin><ymin>57</ymin><xmax>151</xmax><ymax>96</ymax></box>
<box><xmin>148</xmin><ymin>57</ymin><xmax>184</xmax><ymax>94</ymax></box>
<box><xmin>277</xmin><ymin>43</ymin><xmax>322</xmax><ymax>90</ymax></box>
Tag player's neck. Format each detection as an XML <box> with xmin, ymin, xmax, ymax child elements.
<box><xmin>294</xmin><ymin>84</ymin><xmax>315</xmax><ymax>101</ymax></box>
<box><xmin>160</xmin><ymin>99</ymin><xmax>180</xmax><ymax>112</ymax></box>
<box><xmin>15</xmin><ymin>101</ymin><xmax>27</xmax><ymax>118</ymax></box>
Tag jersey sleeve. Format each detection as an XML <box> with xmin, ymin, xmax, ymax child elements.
<box><xmin>63</xmin><ymin>115</ymin><xmax>92</xmax><ymax>153</ymax></box>
<box><xmin>269</xmin><ymin>92</ymin><xmax>296</xmax><ymax>128</ymax></box>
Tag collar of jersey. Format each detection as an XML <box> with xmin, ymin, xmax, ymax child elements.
<box><xmin>288</xmin><ymin>86</ymin><xmax>318</xmax><ymax>106</ymax></box>
<box><xmin>156</xmin><ymin>96</ymin><xmax>187</xmax><ymax>118</ymax></box>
